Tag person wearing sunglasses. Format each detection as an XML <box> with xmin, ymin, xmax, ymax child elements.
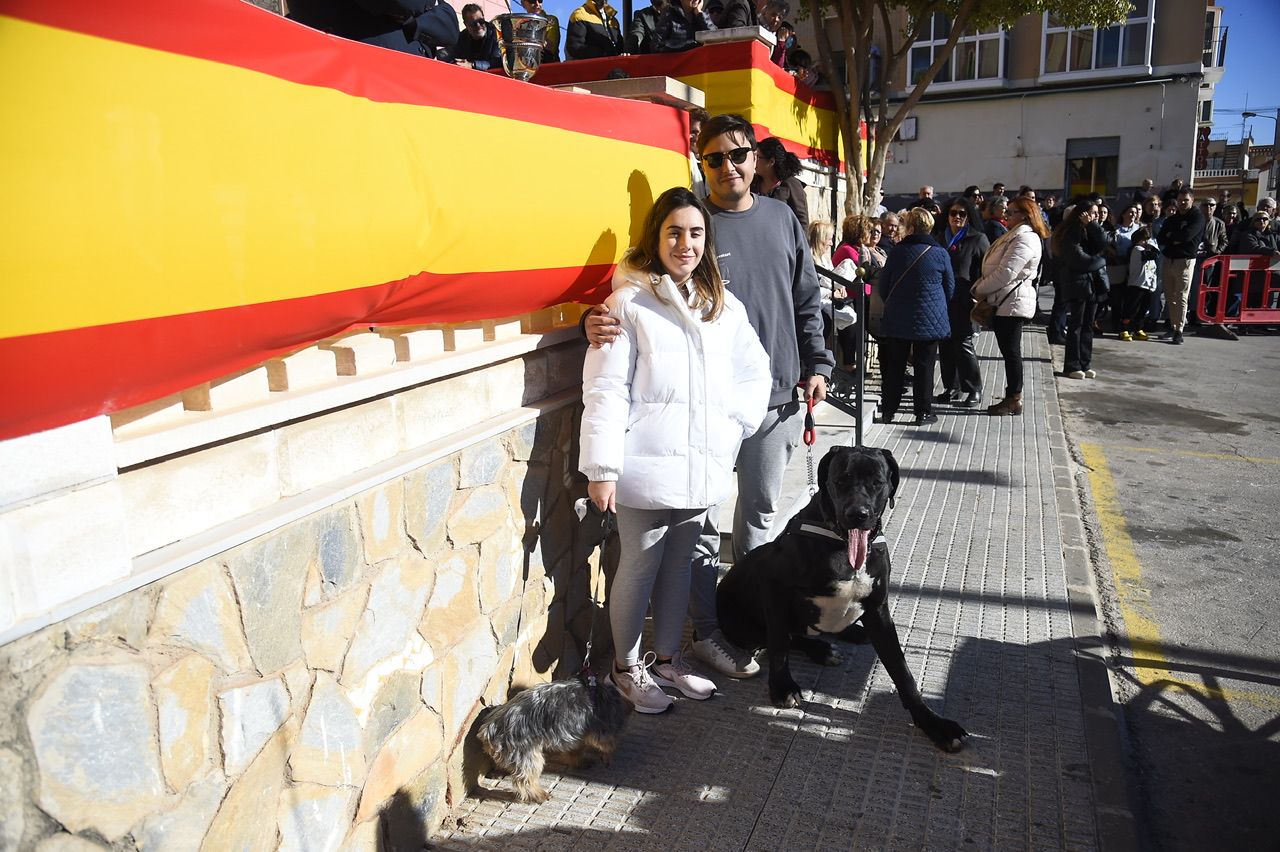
<box><xmin>930</xmin><ymin>197</ymin><xmax>989</xmax><ymax>407</ymax></box>
<box><xmin>1225</xmin><ymin>209</ymin><xmax>1280</xmax><ymax>319</ymax></box>
<box><xmin>453</xmin><ymin>4</ymin><xmax>502</xmax><ymax>70</ymax></box>
<box><xmin>518</xmin><ymin>0</ymin><xmax>561</xmax><ymax>62</ymax></box>
<box><xmin>584</xmin><ymin>113</ymin><xmax>832</xmax><ymax>679</ymax></box>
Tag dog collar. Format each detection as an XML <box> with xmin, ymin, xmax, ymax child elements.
<box><xmin>794</xmin><ymin>522</ymin><xmax>888</xmax><ymax>547</ymax></box>
<box><xmin>796</xmin><ymin>522</ymin><xmax>844</xmax><ymax>542</ymax></box>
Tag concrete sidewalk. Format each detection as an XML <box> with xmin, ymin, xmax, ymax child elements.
<box><xmin>435</xmin><ymin>329</ymin><xmax>1135</xmax><ymax>851</ymax></box>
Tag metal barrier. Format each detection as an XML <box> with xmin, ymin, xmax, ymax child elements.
<box><xmin>815</xmin><ymin>265</ymin><xmax>866</xmax><ymax>447</ymax></box>
<box><xmin>1197</xmin><ymin>254</ymin><xmax>1280</xmax><ymax>324</ymax></box>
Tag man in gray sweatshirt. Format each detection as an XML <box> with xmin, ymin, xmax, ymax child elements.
<box><xmin>586</xmin><ymin>112</ymin><xmax>833</xmax><ymax>677</ymax></box>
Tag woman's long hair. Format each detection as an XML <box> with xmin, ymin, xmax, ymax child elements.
<box><xmin>1007</xmin><ymin>196</ymin><xmax>1050</xmax><ymax>238</ymax></box>
<box><xmin>626</xmin><ymin>186</ymin><xmax>725</xmax><ymax>322</ymax></box>
<box><xmin>1050</xmin><ymin>201</ymin><xmax>1095</xmax><ymax>255</ymax></box>
<box><xmin>757</xmin><ymin>137</ymin><xmax>802</xmax><ymax>180</ymax></box>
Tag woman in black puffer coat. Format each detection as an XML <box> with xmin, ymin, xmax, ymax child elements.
<box><xmin>1051</xmin><ymin>201</ymin><xmax>1107</xmax><ymax>379</ymax></box>
<box><xmin>932</xmin><ymin>196</ymin><xmax>990</xmax><ymax>407</ymax></box>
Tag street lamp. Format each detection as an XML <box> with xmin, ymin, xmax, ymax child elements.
<box><xmin>1242</xmin><ymin>111</ymin><xmax>1279</xmax><ymax>197</ymax></box>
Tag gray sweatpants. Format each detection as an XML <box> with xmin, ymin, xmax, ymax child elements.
<box><xmin>610</xmin><ymin>505</ymin><xmax>710</xmax><ymax>667</ymax></box>
<box><xmin>689</xmin><ymin>401</ymin><xmax>804</xmax><ymax>637</ymax></box>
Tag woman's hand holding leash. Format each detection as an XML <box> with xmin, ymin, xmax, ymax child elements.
<box><xmin>588</xmin><ymin>481</ymin><xmax>616</xmax><ymax>514</ymax></box>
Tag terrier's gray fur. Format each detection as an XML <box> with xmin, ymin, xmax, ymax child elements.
<box><xmin>477</xmin><ymin>677</ymin><xmax>630</xmax><ymax>802</ymax></box>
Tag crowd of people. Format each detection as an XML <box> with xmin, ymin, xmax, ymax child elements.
<box><xmin>287</xmin><ymin>0</ymin><xmax>824</xmax><ymax>83</ymax></box>
<box><xmin>797</xmin><ymin>181</ymin><xmax>1279</xmax><ymax>425</ymax></box>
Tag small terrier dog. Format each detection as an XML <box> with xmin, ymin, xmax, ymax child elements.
<box><xmin>476</xmin><ymin>673</ymin><xmax>629</xmax><ymax>803</ymax></box>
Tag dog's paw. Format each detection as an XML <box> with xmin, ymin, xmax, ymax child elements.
<box><xmin>768</xmin><ymin>677</ymin><xmax>804</xmax><ymax>708</ymax></box>
<box><xmin>917</xmin><ymin>714</ymin><xmax>968</xmax><ymax>752</ymax></box>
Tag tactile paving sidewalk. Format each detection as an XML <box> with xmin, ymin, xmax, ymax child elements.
<box><xmin>435</xmin><ymin>330</ymin><xmax>1100</xmax><ymax>851</ymax></box>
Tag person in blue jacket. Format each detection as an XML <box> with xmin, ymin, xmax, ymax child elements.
<box><xmin>876</xmin><ymin>207</ymin><xmax>954</xmax><ymax>425</ymax></box>
<box><xmin>288</xmin><ymin>0</ymin><xmax>458</xmax><ymax>60</ymax></box>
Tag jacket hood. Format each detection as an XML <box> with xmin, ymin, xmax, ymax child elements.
<box><xmin>611</xmin><ymin>257</ymin><xmax>653</xmax><ymax>293</ymax></box>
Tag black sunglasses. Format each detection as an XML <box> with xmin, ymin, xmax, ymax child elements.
<box><xmin>948</xmin><ymin>209</ymin><xmax>967</xmax><ymax>217</ymax></box>
<box><xmin>700</xmin><ymin>146</ymin><xmax>753</xmax><ymax>169</ymax></box>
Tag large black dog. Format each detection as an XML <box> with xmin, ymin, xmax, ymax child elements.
<box><xmin>717</xmin><ymin>445</ymin><xmax>967</xmax><ymax>752</ymax></box>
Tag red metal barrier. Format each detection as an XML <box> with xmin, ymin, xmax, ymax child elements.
<box><xmin>1197</xmin><ymin>255</ymin><xmax>1280</xmax><ymax>324</ymax></box>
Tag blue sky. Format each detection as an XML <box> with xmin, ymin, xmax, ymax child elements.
<box><xmin>537</xmin><ymin>0</ymin><xmax>1278</xmax><ymax>144</ymax></box>
<box><xmin>1211</xmin><ymin>0</ymin><xmax>1279</xmax><ymax>145</ymax></box>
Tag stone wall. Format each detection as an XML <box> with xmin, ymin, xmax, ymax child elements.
<box><xmin>0</xmin><ymin>394</ymin><xmax>603</xmax><ymax>849</ymax></box>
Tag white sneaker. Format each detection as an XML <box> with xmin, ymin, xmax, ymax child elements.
<box><xmin>608</xmin><ymin>653</ymin><xmax>673</xmax><ymax>714</ymax></box>
<box><xmin>691</xmin><ymin>629</ymin><xmax>760</xmax><ymax>679</ymax></box>
<box><xmin>650</xmin><ymin>650</ymin><xmax>716</xmax><ymax>700</ymax></box>
<box><xmin>1084</xmin><ymin>369</ymin><xmax>1097</xmax><ymax>378</ymax></box>
<box><xmin>1066</xmin><ymin>370</ymin><xmax>1086</xmax><ymax>380</ymax></box>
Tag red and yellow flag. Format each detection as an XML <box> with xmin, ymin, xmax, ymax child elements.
<box><xmin>0</xmin><ymin>0</ymin><xmax>691</xmax><ymax>440</ymax></box>
<box><xmin>532</xmin><ymin>40</ymin><xmax>843</xmax><ymax>167</ymax></box>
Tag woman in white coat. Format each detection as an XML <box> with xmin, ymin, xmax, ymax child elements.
<box><xmin>971</xmin><ymin>195</ymin><xmax>1050</xmax><ymax>416</ymax></box>
<box><xmin>579</xmin><ymin>187</ymin><xmax>771</xmax><ymax>714</ymax></box>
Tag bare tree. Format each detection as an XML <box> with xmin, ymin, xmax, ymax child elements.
<box><xmin>804</xmin><ymin>0</ymin><xmax>1132</xmax><ymax>215</ymax></box>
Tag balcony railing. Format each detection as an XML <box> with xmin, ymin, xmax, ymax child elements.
<box><xmin>1203</xmin><ymin>25</ymin><xmax>1228</xmax><ymax>69</ymax></box>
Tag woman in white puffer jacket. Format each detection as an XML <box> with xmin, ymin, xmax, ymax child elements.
<box><xmin>580</xmin><ymin>187</ymin><xmax>771</xmax><ymax>714</ymax></box>
<box><xmin>971</xmin><ymin>195</ymin><xmax>1050</xmax><ymax>416</ymax></box>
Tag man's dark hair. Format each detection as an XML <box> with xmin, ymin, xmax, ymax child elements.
<box><xmin>461</xmin><ymin>3</ymin><xmax>483</xmax><ymax>15</ymax></box>
<box><xmin>697</xmin><ymin>113</ymin><xmax>756</xmax><ymax>155</ymax></box>
<box><xmin>1177</xmin><ymin>187</ymin><xmax>1195</xmax><ymax>198</ymax></box>
<box><xmin>963</xmin><ymin>185</ymin><xmax>982</xmax><ymax>198</ymax></box>
<box><xmin>762</xmin><ymin>0</ymin><xmax>790</xmax><ymax>15</ymax></box>
<box><xmin>1017</xmin><ymin>184</ymin><xmax>1034</xmax><ymax>197</ymax></box>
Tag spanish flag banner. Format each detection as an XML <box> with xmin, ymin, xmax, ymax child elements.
<box><xmin>531</xmin><ymin>40</ymin><xmax>843</xmax><ymax>168</ymax></box>
<box><xmin>0</xmin><ymin>0</ymin><xmax>690</xmax><ymax>441</ymax></box>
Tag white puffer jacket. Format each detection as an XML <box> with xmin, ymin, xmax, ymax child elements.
<box><xmin>972</xmin><ymin>223</ymin><xmax>1042</xmax><ymax>319</ymax></box>
<box><xmin>579</xmin><ymin>261</ymin><xmax>771</xmax><ymax>510</ymax></box>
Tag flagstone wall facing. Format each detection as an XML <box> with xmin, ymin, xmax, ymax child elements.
<box><xmin>0</xmin><ymin>337</ymin><xmax>604</xmax><ymax>850</ymax></box>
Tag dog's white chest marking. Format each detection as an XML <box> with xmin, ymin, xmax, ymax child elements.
<box><xmin>807</xmin><ymin>568</ymin><xmax>875</xmax><ymax>634</ymax></box>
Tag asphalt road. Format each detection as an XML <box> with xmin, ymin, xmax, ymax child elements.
<box><xmin>1054</xmin><ymin>323</ymin><xmax>1280</xmax><ymax>852</ymax></box>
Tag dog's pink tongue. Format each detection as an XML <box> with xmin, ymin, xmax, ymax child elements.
<box><xmin>848</xmin><ymin>528</ymin><xmax>870</xmax><ymax>571</ymax></box>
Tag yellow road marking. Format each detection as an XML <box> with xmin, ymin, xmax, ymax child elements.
<box><xmin>1091</xmin><ymin>444</ymin><xmax>1280</xmax><ymax>466</ymax></box>
<box><xmin>1080</xmin><ymin>442</ymin><xmax>1280</xmax><ymax>709</ymax></box>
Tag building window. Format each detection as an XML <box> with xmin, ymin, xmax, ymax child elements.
<box><xmin>909</xmin><ymin>13</ymin><xmax>1005</xmax><ymax>86</ymax></box>
<box><xmin>1042</xmin><ymin>0</ymin><xmax>1153</xmax><ymax>75</ymax></box>
<box><xmin>1203</xmin><ymin>8</ymin><xmax>1227</xmax><ymax>68</ymax></box>
<box><xmin>1200</xmin><ymin>99</ymin><xmax>1213</xmax><ymax>123</ymax></box>
<box><xmin>1065</xmin><ymin>137</ymin><xmax>1120</xmax><ymax>199</ymax></box>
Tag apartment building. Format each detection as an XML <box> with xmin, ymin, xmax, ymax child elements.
<box><xmin>847</xmin><ymin>0</ymin><xmax>1227</xmax><ymax>202</ymax></box>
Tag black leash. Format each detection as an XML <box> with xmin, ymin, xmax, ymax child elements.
<box><xmin>574</xmin><ymin>498</ymin><xmax>615</xmax><ymax>688</ymax></box>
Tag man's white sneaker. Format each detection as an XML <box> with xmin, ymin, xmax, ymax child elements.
<box><xmin>691</xmin><ymin>629</ymin><xmax>760</xmax><ymax>679</ymax></box>
<box><xmin>608</xmin><ymin>653</ymin><xmax>673</xmax><ymax>714</ymax></box>
<box><xmin>650</xmin><ymin>650</ymin><xmax>716</xmax><ymax>700</ymax></box>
